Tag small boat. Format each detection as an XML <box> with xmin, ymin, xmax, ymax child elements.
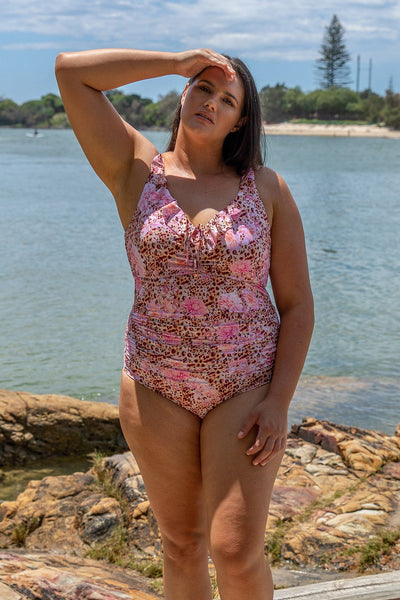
<box><xmin>26</xmin><ymin>129</ymin><xmax>44</xmax><ymax>138</ymax></box>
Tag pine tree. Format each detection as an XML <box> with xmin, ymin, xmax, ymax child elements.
<box><xmin>316</xmin><ymin>15</ymin><xmax>352</xmax><ymax>88</ymax></box>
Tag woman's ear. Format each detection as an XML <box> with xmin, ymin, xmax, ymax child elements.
<box><xmin>230</xmin><ymin>116</ymin><xmax>246</xmax><ymax>133</ymax></box>
<box><xmin>180</xmin><ymin>83</ymin><xmax>190</xmax><ymax>106</ymax></box>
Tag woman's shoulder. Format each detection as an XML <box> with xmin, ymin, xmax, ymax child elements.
<box><xmin>254</xmin><ymin>166</ymin><xmax>295</xmax><ymax>217</ymax></box>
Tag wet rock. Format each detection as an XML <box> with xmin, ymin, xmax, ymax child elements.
<box><xmin>0</xmin><ymin>389</ymin><xmax>127</xmax><ymax>466</ymax></box>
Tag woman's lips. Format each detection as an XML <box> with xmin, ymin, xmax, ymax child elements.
<box><xmin>196</xmin><ymin>112</ymin><xmax>214</xmax><ymax>124</ymax></box>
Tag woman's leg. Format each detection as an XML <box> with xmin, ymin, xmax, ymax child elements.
<box><xmin>200</xmin><ymin>384</ymin><xmax>285</xmax><ymax>600</ymax></box>
<box><xmin>119</xmin><ymin>373</ymin><xmax>212</xmax><ymax>600</ymax></box>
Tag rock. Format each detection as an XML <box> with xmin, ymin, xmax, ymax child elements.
<box><xmin>0</xmin><ymin>389</ymin><xmax>128</xmax><ymax>465</ymax></box>
<box><xmin>0</xmin><ymin>409</ymin><xmax>399</xmax><ymax>578</ymax></box>
<box><xmin>0</xmin><ymin>453</ymin><xmax>161</xmax><ymax>559</ymax></box>
<box><xmin>75</xmin><ymin>495</ymin><xmax>122</xmax><ymax>544</ymax></box>
<box><xmin>291</xmin><ymin>417</ymin><xmax>400</xmax><ymax>474</ymax></box>
<box><xmin>383</xmin><ymin>461</ymin><xmax>400</xmax><ymax>479</ymax></box>
<box><xmin>0</xmin><ymin>472</ymin><xmax>99</xmax><ymax>553</ymax></box>
<box><xmin>269</xmin><ymin>420</ymin><xmax>400</xmax><ymax>569</ymax></box>
<box><xmin>0</xmin><ymin>550</ymin><xmax>160</xmax><ymax>599</ymax></box>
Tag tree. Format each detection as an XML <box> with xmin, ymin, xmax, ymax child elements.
<box><xmin>0</xmin><ymin>98</ymin><xmax>22</xmax><ymax>125</ymax></box>
<box><xmin>316</xmin><ymin>15</ymin><xmax>352</xmax><ymax>88</ymax></box>
<box><xmin>382</xmin><ymin>88</ymin><xmax>400</xmax><ymax>130</ymax></box>
<box><xmin>20</xmin><ymin>100</ymin><xmax>54</xmax><ymax>128</ymax></box>
<box><xmin>259</xmin><ymin>84</ymin><xmax>288</xmax><ymax>122</ymax></box>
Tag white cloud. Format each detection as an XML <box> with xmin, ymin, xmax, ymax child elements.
<box><xmin>0</xmin><ymin>0</ymin><xmax>399</xmax><ymax>63</ymax></box>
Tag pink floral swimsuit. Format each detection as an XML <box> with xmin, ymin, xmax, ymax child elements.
<box><xmin>124</xmin><ymin>154</ymin><xmax>280</xmax><ymax>418</ymax></box>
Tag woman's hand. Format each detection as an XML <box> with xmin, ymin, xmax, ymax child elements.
<box><xmin>175</xmin><ymin>49</ymin><xmax>236</xmax><ymax>80</ymax></box>
<box><xmin>238</xmin><ymin>399</ymin><xmax>288</xmax><ymax>466</ymax></box>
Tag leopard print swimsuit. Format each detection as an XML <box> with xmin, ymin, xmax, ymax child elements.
<box><xmin>123</xmin><ymin>153</ymin><xmax>279</xmax><ymax>418</ymax></box>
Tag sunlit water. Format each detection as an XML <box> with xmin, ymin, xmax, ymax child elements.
<box><xmin>1</xmin><ymin>129</ymin><xmax>399</xmax><ymax>435</ymax></box>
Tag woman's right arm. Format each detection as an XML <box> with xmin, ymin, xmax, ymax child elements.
<box><xmin>55</xmin><ymin>49</ymin><xmax>235</xmax><ymax>226</ymax></box>
<box><xmin>55</xmin><ymin>50</ymin><xmax>178</xmax><ymax>221</ymax></box>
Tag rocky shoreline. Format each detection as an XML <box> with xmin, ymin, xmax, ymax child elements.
<box><xmin>0</xmin><ymin>389</ymin><xmax>399</xmax><ymax>598</ymax></box>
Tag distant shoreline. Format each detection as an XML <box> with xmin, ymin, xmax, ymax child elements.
<box><xmin>3</xmin><ymin>123</ymin><xmax>400</xmax><ymax>139</ymax></box>
<box><xmin>263</xmin><ymin>122</ymin><xmax>400</xmax><ymax>138</ymax></box>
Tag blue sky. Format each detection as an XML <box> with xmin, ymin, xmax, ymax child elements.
<box><xmin>1</xmin><ymin>0</ymin><xmax>399</xmax><ymax>104</ymax></box>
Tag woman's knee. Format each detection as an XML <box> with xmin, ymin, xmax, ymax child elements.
<box><xmin>161</xmin><ymin>529</ymin><xmax>208</xmax><ymax>565</ymax></box>
<box><xmin>209</xmin><ymin>530</ymin><xmax>265</xmax><ymax>575</ymax></box>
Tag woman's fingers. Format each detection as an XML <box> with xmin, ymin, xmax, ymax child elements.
<box><xmin>237</xmin><ymin>412</ymin><xmax>257</xmax><ymax>440</ymax></box>
<box><xmin>176</xmin><ymin>49</ymin><xmax>235</xmax><ymax>80</ymax></box>
<box><xmin>238</xmin><ymin>400</ymin><xmax>288</xmax><ymax>467</ymax></box>
<box><xmin>253</xmin><ymin>437</ymin><xmax>285</xmax><ymax>466</ymax></box>
<box><xmin>205</xmin><ymin>50</ymin><xmax>236</xmax><ymax>79</ymax></box>
<box><xmin>247</xmin><ymin>423</ymin><xmax>287</xmax><ymax>465</ymax></box>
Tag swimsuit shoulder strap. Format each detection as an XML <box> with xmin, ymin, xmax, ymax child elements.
<box><xmin>147</xmin><ymin>153</ymin><xmax>167</xmax><ymax>188</ymax></box>
<box><xmin>239</xmin><ymin>166</ymin><xmax>271</xmax><ymax>228</ymax></box>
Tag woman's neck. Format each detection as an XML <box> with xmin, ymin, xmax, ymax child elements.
<box><xmin>170</xmin><ymin>130</ymin><xmax>226</xmax><ymax>177</ymax></box>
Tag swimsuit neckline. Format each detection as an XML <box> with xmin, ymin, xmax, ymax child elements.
<box><xmin>157</xmin><ymin>153</ymin><xmax>247</xmax><ymax>231</ymax></box>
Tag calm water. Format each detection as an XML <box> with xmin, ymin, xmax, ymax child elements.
<box><xmin>1</xmin><ymin>128</ymin><xmax>399</xmax><ymax>434</ymax></box>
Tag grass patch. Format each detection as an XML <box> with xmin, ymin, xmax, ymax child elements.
<box><xmin>88</xmin><ymin>451</ymin><xmax>129</xmax><ymax>520</ymax></box>
<box><xmin>265</xmin><ymin>518</ymin><xmax>289</xmax><ymax>564</ymax></box>
<box><xmin>357</xmin><ymin>528</ymin><xmax>400</xmax><ymax>570</ymax></box>
<box><xmin>12</xmin><ymin>515</ymin><xmax>42</xmax><ymax>547</ymax></box>
<box><xmin>86</xmin><ymin>526</ymin><xmax>163</xmax><ymax>593</ymax></box>
<box><xmin>340</xmin><ymin>527</ymin><xmax>400</xmax><ymax>571</ymax></box>
<box><xmin>86</xmin><ymin>526</ymin><xmax>128</xmax><ymax>564</ymax></box>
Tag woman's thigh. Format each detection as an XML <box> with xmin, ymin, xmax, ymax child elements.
<box><xmin>200</xmin><ymin>384</ymin><xmax>285</xmax><ymax>555</ymax></box>
<box><xmin>119</xmin><ymin>372</ymin><xmax>206</xmax><ymax>538</ymax></box>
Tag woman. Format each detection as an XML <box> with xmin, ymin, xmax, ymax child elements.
<box><xmin>55</xmin><ymin>48</ymin><xmax>314</xmax><ymax>600</ymax></box>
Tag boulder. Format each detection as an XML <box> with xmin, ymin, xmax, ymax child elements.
<box><xmin>0</xmin><ymin>389</ymin><xmax>127</xmax><ymax>465</ymax></box>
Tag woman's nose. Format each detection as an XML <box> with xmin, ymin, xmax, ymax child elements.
<box><xmin>204</xmin><ymin>96</ymin><xmax>216</xmax><ymax>110</ymax></box>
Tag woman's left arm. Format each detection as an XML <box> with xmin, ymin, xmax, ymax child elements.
<box><xmin>238</xmin><ymin>169</ymin><xmax>314</xmax><ymax>465</ymax></box>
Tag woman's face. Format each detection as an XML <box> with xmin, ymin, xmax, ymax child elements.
<box><xmin>180</xmin><ymin>66</ymin><xmax>245</xmax><ymax>143</ymax></box>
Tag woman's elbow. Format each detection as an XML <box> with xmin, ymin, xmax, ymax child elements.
<box><xmin>279</xmin><ymin>292</ymin><xmax>315</xmax><ymax>333</ymax></box>
<box><xmin>55</xmin><ymin>52</ymin><xmax>76</xmax><ymax>77</ymax></box>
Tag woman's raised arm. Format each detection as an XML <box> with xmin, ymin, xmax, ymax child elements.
<box><xmin>55</xmin><ymin>50</ymin><xmax>179</xmax><ymax>197</ymax></box>
<box><xmin>55</xmin><ymin>48</ymin><xmax>236</xmax><ymax>224</ymax></box>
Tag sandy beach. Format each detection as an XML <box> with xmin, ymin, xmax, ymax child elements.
<box><xmin>263</xmin><ymin>121</ymin><xmax>400</xmax><ymax>138</ymax></box>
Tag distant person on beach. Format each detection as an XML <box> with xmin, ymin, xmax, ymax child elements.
<box><xmin>55</xmin><ymin>48</ymin><xmax>314</xmax><ymax>600</ymax></box>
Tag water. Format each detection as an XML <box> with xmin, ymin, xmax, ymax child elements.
<box><xmin>1</xmin><ymin>128</ymin><xmax>399</xmax><ymax>434</ymax></box>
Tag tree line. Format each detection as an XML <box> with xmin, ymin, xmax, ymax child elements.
<box><xmin>259</xmin><ymin>85</ymin><xmax>400</xmax><ymax>128</ymax></box>
<box><xmin>1</xmin><ymin>85</ymin><xmax>399</xmax><ymax>130</ymax></box>
<box><xmin>0</xmin><ymin>90</ymin><xmax>181</xmax><ymax>130</ymax></box>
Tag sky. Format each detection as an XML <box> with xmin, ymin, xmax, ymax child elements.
<box><xmin>1</xmin><ymin>0</ymin><xmax>399</xmax><ymax>104</ymax></box>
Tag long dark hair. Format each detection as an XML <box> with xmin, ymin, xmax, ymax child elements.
<box><xmin>167</xmin><ymin>56</ymin><xmax>265</xmax><ymax>176</ymax></box>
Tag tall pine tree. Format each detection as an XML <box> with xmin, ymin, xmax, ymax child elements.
<box><xmin>316</xmin><ymin>15</ymin><xmax>351</xmax><ymax>88</ymax></box>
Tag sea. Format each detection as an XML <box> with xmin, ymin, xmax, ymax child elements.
<box><xmin>1</xmin><ymin>128</ymin><xmax>399</xmax><ymax>436</ymax></box>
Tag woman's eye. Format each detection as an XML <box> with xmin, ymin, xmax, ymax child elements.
<box><xmin>199</xmin><ymin>85</ymin><xmax>210</xmax><ymax>93</ymax></box>
<box><xmin>223</xmin><ymin>98</ymin><xmax>233</xmax><ymax>106</ymax></box>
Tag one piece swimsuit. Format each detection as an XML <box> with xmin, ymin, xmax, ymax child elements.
<box><xmin>123</xmin><ymin>154</ymin><xmax>280</xmax><ymax>418</ymax></box>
